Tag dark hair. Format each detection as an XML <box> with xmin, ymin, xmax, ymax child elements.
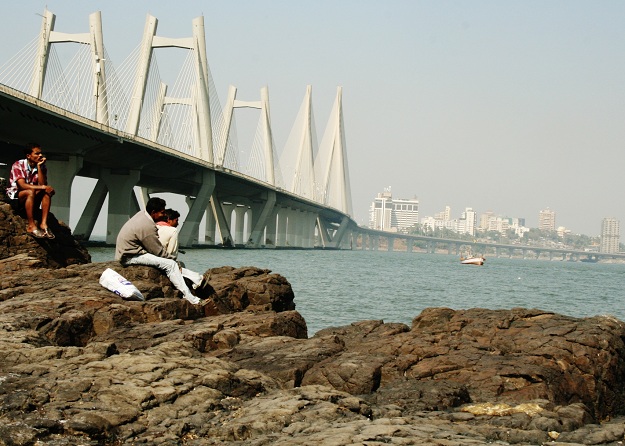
<box><xmin>146</xmin><ymin>197</ymin><xmax>166</xmax><ymax>214</ymax></box>
<box><xmin>24</xmin><ymin>143</ymin><xmax>41</xmax><ymax>156</ymax></box>
<box><xmin>164</xmin><ymin>209</ymin><xmax>180</xmax><ymax>220</ymax></box>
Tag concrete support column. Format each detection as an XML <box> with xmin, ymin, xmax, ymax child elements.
<box><xmin>212</xmin><ymin>200</ymin><xmax>233</xmax><ymax>247</ymax></box>
<box><xmin>234</xmin><ymin>205</ymin><xmax>247</xmax><ymax>246</ymax></box>
<box><xmin>286</xmin><ymin>209</ymin><xmax>299</xmax><ymax>247</ymax></box>
<box><xmin>73</xmin><ymin>179</ymin><xmax>107</xmax><ymax>240</ymax></box>
<box><xmin>47</xmin><ymin>156</ymin><xmax>83</xmax><ymax>226</ymax></box>
<box><xmin>303</xmin><ymin>212</ymin><xmax>316</xmax><ymax>248</ymax></box>
<box><xmin>179</xmin><ymin>170</ymin><xmax>215</xmax><ymax>247</ymax></box>
<box><xmin>407</xmin><ymin>239</ymin><xmax>414</xmax><ymax>252</ymax></box>
<box><xmin>293</xmin><ymin>210</ymin><xmax>304</xmax><ymax>248</ymax></box>
<box><xmin>204</xmin><ymin>200</ymin><xmax>216</xmax><ymax>245</ymax></box>
<box><xmin>100</xmin><ymin>168</ymin><xmax>140</xmax><ymax>244</ymax></box>
<box><xmin>316</xmin><ymin>217</ymin><xmax>331</xmax><ymax>248</ymax></box>
<box><xmin>327</xmin><ymin>216</ymin><xmax>350</xmax><ymax>249</ymax></box>
<box><xmin>342</xmin><ymin>230</ymin><xmax>354</xmax><ymax>250</ymax></box>
<box><xmin>264</xmin><ymin>209</ymin><xmax>277</xmax><ymax>248</ymax></box>
<box><xmin>387</xmin><ymin>237</ymin><xmax>394</xmax><ymax>252</ymax></box>
<box><xmin>247</xmin><ymin>191</ymin><xmax>276</xmax><ymax>248</ymax></box>
<box><xmin>276</xmin><ymin>208</ymin><xmax>288</xmax><ymax>247</ymax></box>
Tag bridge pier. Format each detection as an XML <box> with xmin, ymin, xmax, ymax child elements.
<box><xmin>204</xmin><ymin>201</ymin><xmax>217</xmax><ymax>245</ymax></box>
<box><xmin>48</xmin><ymin>156</ymin><xmax>83</xmax><ymax>225</ymax></box>
<box><xmin>293</xmin><ymin>209</ymin><xmax>304</xmax><ymax>247</ymax></box>
<box><xmin>213</xmin><ymin>200</ymin><xmax>234</xmax><ymax>247</ymax></box>
<box><xmin>73</xmin><ymin>180</ymin><xmax>107</xmax><ymax>240</ymax></box>
<box><xmin>233</xmin><ymin>205</ymin><xmax>248</xmax><ymax>247</ymax></box>
<box><xmin>264</xmin><ymin>209</ymin><xmax>278</xmax><ymax>248</ymax></box>
<box><xmin>179</xmin><ymin>170</ymin><xmax>215</xmax><ymax>247</ymax></box>
<box><xmin>99</xmin><ymin>168</ymin><xmax>140</xmax><ymax>244</ymax></box>
<box><xmin>247</xmin><ymin>191</ymin><xmax>276</xmax><ymax>248</ymax></box>
<box><xmin>276</xmin><ymin>208</ymin><xmax>288</xmax><ymax>247</ymax></box>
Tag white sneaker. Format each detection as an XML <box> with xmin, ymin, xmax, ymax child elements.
<box><xmin>184</xmin><ymin>294</ymin><xmax>200</xmax><ymax>305</ymax></box>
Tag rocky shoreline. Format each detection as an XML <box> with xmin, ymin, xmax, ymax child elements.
<box><xmin>1</xmin><ymin>201</ymin><xmax>625</xmax><ymax>445</ymax></box>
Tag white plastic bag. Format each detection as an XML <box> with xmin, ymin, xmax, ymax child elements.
<box><xmin>99</xmin><ymin>268</ymin><xmax>144</xmax><ymax>301</ymax></box>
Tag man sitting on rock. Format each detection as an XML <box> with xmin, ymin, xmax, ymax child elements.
<box><xmin>115</xmin><ymin>197</ymin><xmax>202</xmax><ymax>305</ymax></box>
<box><xmin>6</xmin><ymin>143</ymin><xmax>55</xmax><ymax>239</ymax></box>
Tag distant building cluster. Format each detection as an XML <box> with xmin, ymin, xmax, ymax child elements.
<box><xmin>367</xmin><ymin>189</ymin><xmax>621</xmax><ymax>252</ymax></box>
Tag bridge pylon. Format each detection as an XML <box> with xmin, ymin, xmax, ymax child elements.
<box><xmin>125</xmin><ymin>14</ymin><xmax>213</xmax><ymax>162</ymax></box>
<box><xmin>218</xmin><ymin>85</ymin><xmax>277</xmax><ymax>184</ymax></box>
<box><xmin>31</xmin><ymin>9</ymin><xmax>109</xmax><ymax>125</ymax></box>
<box><xmin>281</xmin><ymin>85</ymin><xmax>317</xmax><ymax>200</ymax></box>
<box><xmin>315</xmin><ymin>87</ymin><xmax>353</xmax><ymax>216</ymax></box>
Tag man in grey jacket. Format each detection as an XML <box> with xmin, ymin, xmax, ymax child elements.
<box><xmin>115</xmin><ymin>197</ymin><xmax>201</xmax><ymax>304</ymax></box>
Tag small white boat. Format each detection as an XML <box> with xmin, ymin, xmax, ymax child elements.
<box><xmin>460</xmin><ymin>255</ymin><xmax>485</xmax><ymax>266</ymax></box>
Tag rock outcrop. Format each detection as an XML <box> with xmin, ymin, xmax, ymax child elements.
<box><xmin>0</xmin><ymin>202</ymin><xmax>90</xmax><ymax>269</ymax></box>
<box><xmin>1</xmin><ymin>201</ymin><xmax>625</xmax><ymax>445</ymax></box>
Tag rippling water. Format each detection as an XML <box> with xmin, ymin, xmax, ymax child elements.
<box><xmin>89</xmin><ymin>248</ymin><xmax>625</xmax><ymax>336</ymax></box>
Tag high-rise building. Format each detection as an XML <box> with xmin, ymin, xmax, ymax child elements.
<box><xmin>434</xmin><ymin>206</ymin><xmax>451</xmax><ymax>221</ymax></box>
<box><xmin>369</xmin><ymin>188</ymin><xmax>419</xmax><ymax>232</ymax></box>
<box><xmin>459</xmin><ymin>208</ymin><xmax>477</xmax><ymax>236</ymax></box>
<box><xmin>600</xmin><ymin>218</ymin><xmax>620</xmax><ymax>253</ymax></box>
<box><xmin>538</xmin><ymin>208</ymin><xmax>556</xmax><ymax>231</ymax></box>
<box><xmin>369</xmin><ymin>188</ymin><xmax>393</xmax><ymax>231</ymax></box>
<box><xmin>391</xmin><ymin>197</ymin><xmax>420</xmax><ymax>232</ymax></box>
<box><xmin>479</xmin><ymin>211</ymin><xmax>495</xmax><ymax>232</ymax></box>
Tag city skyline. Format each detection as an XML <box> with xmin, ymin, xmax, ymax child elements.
<box><xmin>0</xmin><ymin>1</ymin><xmax>623</xmax><ymax>237</ymax></box>
<box><xmin>370</xmin><ymin>187</ymin><xmax>618</xmax><ymax>238</ymax></box>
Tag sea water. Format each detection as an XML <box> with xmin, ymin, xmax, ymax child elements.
<box><xmin>89</xmin><ymin>248</ymin><xmax>625</xmax><ymax>336</ymax></box>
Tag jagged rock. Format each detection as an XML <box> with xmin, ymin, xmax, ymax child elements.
<box><xmin>0</xmin><ymin>202</ymin><xmax>90</xmax><ymax>268</ymax></box>
<box><xmin>1</xmin><ymin>199</ymin><xmax>625</xmax><ymax>444</ymax></box>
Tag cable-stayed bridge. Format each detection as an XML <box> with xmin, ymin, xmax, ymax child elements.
<box><xmin>0</xmin><ymin>9</ymin><xmax>355</xmax><ymax>248</ymax></box>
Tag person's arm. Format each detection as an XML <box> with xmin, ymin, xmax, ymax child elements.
<box><xmin>142</xmin><ymin>225</ymin><xmax>175</xmax><ymax>259</ymax></box>
<box><xmin>168</xmin><ymin>229</ymin><xmax>179</xmax><ymax>258</ymax></box>
<box><xmin>36</xmin><ymin>161</ymin><xmax>55</xmax><ymax>195</ymax></box>
<box><xmin>16</xmin><ymin>178</ymin><xmax>52</xmax><ymax>193</ymax></box>
<box><xmin>16</xmin><ymin>163</ymin><xmax>54</xmax><ymax>195</ymax></box>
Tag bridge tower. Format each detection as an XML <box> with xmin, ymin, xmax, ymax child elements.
<box><xmin>281</xmin><ymin>85</ymin><xmax>317</xmax><ymax>200</ymax></box>
<box><xmin>31</xmin><ymin>10</ymin><xmax>109</xmax><ymax>125</ymax></box>
<box><xmin>211</xmin><ymin>85</ymin><xmax>280</xmax><ymax>248</ymax></box>
<box><xmin>218</xmin><ymin>85</ymin><xmax>275</xmax><ymax>183</ymax></box>
<box><xmin>314</xmin><ymin>87</ymin><xmax>354</xmax><ymax>248</ymax></box>
<box><xmin>125</xmin><ymin>14</ymin><xmax>213</xmax><ymax>162</ymax></box>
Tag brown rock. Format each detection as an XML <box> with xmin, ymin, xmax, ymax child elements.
<box><xmin>0</xmin><ymin>202</ymin><xmax>90</xmax><ymax>268</ymax></box>
<box><xmin>1</xmin><ymin>200</ymin><xmax>625</xmax><ymax>445</ymax></box>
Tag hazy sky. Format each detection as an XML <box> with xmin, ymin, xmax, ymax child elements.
<box><xmin>1</xmin><ymin>1</ymin><xmax>624</xmax><ymax>236</ymax></box>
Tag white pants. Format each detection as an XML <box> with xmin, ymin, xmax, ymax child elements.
<box><xmin>122</xmin><ymin>253</ymin><xmax>200</xmax><ymax>301</ymax></box>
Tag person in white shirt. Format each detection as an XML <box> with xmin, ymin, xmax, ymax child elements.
<box><xmin>156</xmin><ymin>208</ymin><xmax>204</xmax><ymax>291</ymax></box>
<box><xmin>157</xmin><ymin>208</ymin><xmax>181</xmax><ymax>258</ymax></box>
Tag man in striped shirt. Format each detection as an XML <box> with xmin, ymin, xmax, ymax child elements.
<box><xmin>6</xmin><ymin>143</ymin><xmax>55</xmax><ymax>239</ymax></box>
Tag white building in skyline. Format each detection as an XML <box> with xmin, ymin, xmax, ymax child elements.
<box><xmin>600</xmin><ymin>218</ymin><xmax>620</xmax><ymax>253</ymax></box>
<box><xmin>539</xmin><ymin>208</ymin><xmax>556</xmax><ymax>232</ymax></box>
<box><xmin>458</xmin><ymin>208</ymin><xmax>477</xmax><ymax>236</ymax></box>
<box><xmin>369</xmin><ymin>188</ymin><xmax>419</xmax><ymax>233</ymax></box>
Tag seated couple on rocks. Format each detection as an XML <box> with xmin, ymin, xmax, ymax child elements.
<box><xmin>115</xmin><ymin>197</ymin><xmax>206</xmax><ymax>305</ymax></box>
